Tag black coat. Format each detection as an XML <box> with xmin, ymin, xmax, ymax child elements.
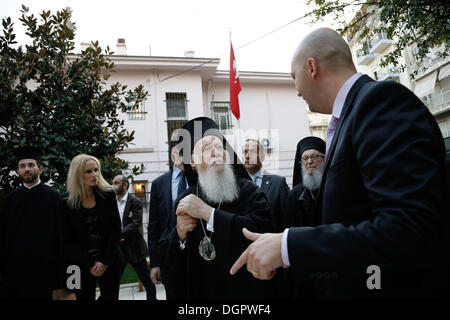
<box><xmin>287</xmin><ymin>76</ymin><xmax>448</xmax><ymax>299</ymax></box>
<box><xmin>285</xmin><ymin>184</ymin><xmax>318</xmax><ymax>228</ymax></box>
<box><xmin>260</xmin><ymin>173</ymin><xmax>290</xmax><ymax>232</ymax></box>
<box><xmin>147</xmin><ymin>170</ymin><xmax>173</xmax><ymax>268</ymax></box>
<box><xmin>61</xmin><ymin>189</ymin><xmax>122</xmax><ymax>272</ymax></box>
<box><xmin>121</xmin><ymin>194</ymin><xmax>148</xmax><ymax>263</ymax></box>
<box><xmin>0</xmin><ymin>183</ymin><xmax>62</xmax><ymax>300</ymax></box>
<box><xmin>159</xmin><ymin>176</ymin><xmax>273</xmax><ymax>300</ymax></box>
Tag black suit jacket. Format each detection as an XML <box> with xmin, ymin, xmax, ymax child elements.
<box><xmin>261</xmin><ymin>173</ymin><xmax>290</xmax><ymax>232</ymax></box>
<box><xmin>121</xmin><ymin>194</ymin><xmax>148</xmax><ymax>263</ymax></box>
<box><xmin>287</xmin><ymin>75</ymin><xmax>447</xmax><ymax>299</ymax></box>
<box><xmin>148</xmin><ymin>170</ymin><xmax>173</xmax><ymax>268</ymax></box>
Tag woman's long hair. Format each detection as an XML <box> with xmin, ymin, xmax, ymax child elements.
<box><xmin>66</xmin><ymin>154</ymin><xmax>112</xmax><ymax>209</ymax></box>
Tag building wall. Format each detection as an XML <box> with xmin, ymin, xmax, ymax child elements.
<box><xmin>404</xmin><ymin>47</ymin><xmax>450</xmax><ymax>145</ymax></box>
<box><xmin>108</xmin><ymin>70</ymin><xmax>205</xmax><ymax>184</ymax></box>
<box><xmin>108</xmin><ymin>67</ymin><xmax>312</xmax><ymax>197</ymax></box>
<box><xmin>348</xmin><ymin>29</ymin><xmax>450</xmax><ymax>155</ymax></box>
<box><xmin>106</xmin><ymin>66</ymin><xmax>311</xmax><ymax>236</ymax></box>
<box><xmin>348</xmin><ymin>34</ymin><xmax>410</xmax><ymax>88</ymax></box>
<box><xmin>206</xmin><ymin>79</ymin><xmax>311</xmax><ymax>183</ymax></box>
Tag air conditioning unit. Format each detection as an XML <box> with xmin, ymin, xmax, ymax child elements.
<box><xmin>260</xmin><ymin>138</ymin><xmax>272</xmax><ymax>150</ymax></box>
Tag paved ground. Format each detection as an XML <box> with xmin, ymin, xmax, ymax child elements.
<box><xmin>96</xmin><ymin>283</ymin><xmax>166</xmax><ymax>300</ymax></box>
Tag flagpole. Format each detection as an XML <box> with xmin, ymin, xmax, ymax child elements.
<box><xmin>230</xmin><ymin>31</ymin><xmax>242</xmax><ymax>157</ymax></box>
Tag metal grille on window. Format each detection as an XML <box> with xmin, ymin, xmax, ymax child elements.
<box><xmin>165</xmin><ymin>92</ymin><xmax>188</xmax><ymax>169</ymax></box>
<box><xmin>166</xmin><ymin>92</ymin><xmax>187</xmax><ymax>120</ymax></box>
<box><xmin>166</xmin><ymin>120</ymin><xmax>188</xmax><ymax>169</ymax></box>
<box><xmin>128</xmin><ymin>95</ymin><xmax>147</xmax><ymax>120</ymax></box>
<box><xmin>211</xmin><ymin>101</ymin><xmax>232</xmax><ymax>131</ymax></box>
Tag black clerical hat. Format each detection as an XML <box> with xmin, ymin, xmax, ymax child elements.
<box><xmin>14</xmin><ymin>146</ymin><xmax>41</xmax><ymax>163</ymax></box>
<box><xmin>298</xmin><ymin>136</ymin><xmax>326</xmax><ymax>155</ymax></box>
<box><xmin>292</xmin><ymin>136</ymin><xmax>325</xmax><ymax>187</ymax></box>
<box><xmin>175</xmin><ymin>117</ymin><xmax>250</xmax><ymax>186</ymax></box>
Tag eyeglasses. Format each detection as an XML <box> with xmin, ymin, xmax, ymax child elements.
<box><xmin>301</xmin><ymin>154</ymin><xmax>324</xmax><ymax>163</ymax></box>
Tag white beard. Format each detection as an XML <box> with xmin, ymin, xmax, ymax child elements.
<box><xmin>197</xmin><ymin>164</ymin><xmax>239</xmax><ymax>204</ymax></box>
<box><xmin>302</xmin><ymin>162</ymin><xmax>325</xmax><ymax>191</ymax></box>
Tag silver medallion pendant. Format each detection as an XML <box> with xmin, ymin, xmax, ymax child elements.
<box><xmin>199</xmin><ymin>236</ymin><xmax>216</xmax><ymax>261</ymax></box>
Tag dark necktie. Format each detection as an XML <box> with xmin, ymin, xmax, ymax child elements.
<box><xmin>177</xmin><ymin>170</ymin><xmax>187</xmax><ymax>197</ymax></box>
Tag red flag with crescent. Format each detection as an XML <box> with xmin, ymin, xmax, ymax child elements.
<box><xmin>229</xmin><ymin>42</ymin><xmax>241</xmax><ymax>120</ymax></box>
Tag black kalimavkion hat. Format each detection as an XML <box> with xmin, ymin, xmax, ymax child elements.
<box><xmin>173</xmin><ymin>117</ymin><xmax>250</xmax><ymax>186</ymax></box>
<box><xmin>14</xmin><ymin>146</ymin><xmax>41</xmax><ymax>163</ymax></box>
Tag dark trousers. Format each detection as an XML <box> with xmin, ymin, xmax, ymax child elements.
<box><xmin>75</xmin><ymin>260</ymin><xmax>122</xmax><ymax>301</ymax></box>
<box><xmin>120</xmin><ymin>244</ymin><xmax>156</xmax><ymax>300</ymax></box>
<box><xmin>161</xmin><ymin>270</ymin><xmax>176</xmax><ymax>300</ymax></box>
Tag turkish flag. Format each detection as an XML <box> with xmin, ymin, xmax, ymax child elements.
<box><xmin>229</xmin><ymin>42</ymin><xmax>241</xmax><ymax>120</ymax></box>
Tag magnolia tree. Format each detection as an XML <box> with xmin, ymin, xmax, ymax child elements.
<box><xmin>0</xmin><ymin>6</ymin><xmax>146</xmax><ymax>195</ymax></box>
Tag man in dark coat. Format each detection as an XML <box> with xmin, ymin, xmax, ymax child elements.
<box><xmin>243</xmin><ymin>138</ymin><xmax>290</xmax><ymax>299</ymax></box>
<box><xmin>0</xmin><ymin>146</ymin><xmax>62</xmax><ymax>300</ymax></box>
<box><xmin>283</xmin><ymin>136</ymin><xmax>326</xmax><ymax>299</ymax></box>
<box><xmin>148</xmin><ymin>136</ymin><xmax>187</xmax><ymax>300</ymax></box>
<box><xmin>113</xmin><ymin>174</ymin><xmax>156</xmax><ymax>300</ymax></box>
<box><xmin>286</xmin><ymin>136</ymin><xmax>326</xmax><ymax>228</ymax></box>
<box><xmin>159</xmin><ymin>117</ymin><xmax>273</xmax><ymax>299</ymax></box>
<box><xmin>231</xmin><ymin>28</ymin><xmax>448</xmax><ymax>299</ymax></box>
<box><xmin>243</xmin><ymin>139</ymin><xmax>290</xmax><ymax>232</ymax></box>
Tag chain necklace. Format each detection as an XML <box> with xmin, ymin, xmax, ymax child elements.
<box><xmin>197</xmin><ymin>184</ymin><xmax>220</xmax><ymax>261</ymax></box>
<box><xmin>309</xmin><ymin>189</ymin><xmax>316</xmax><ymax>201</ymax></box>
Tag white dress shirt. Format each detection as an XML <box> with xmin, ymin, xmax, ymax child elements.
<box><xmin>179</xmin><ymin>207</ymin><xmax>216</xmax><ymax>250</ymax></box>
<box><xmin>116</xmin><ymin>192</ymin><xmax>128</xmax><ymax>231</ymax></box>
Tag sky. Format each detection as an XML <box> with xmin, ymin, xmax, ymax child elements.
<box><xmin>0</xmin><ymin>0</ymin><xmax>356</xmax><ymax>73</ymax></box>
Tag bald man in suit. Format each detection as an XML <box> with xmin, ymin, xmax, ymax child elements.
<box><xmin>231</xmin><ymin>28</ymin><xmax>448</xmax><ymax>299</ymax></box>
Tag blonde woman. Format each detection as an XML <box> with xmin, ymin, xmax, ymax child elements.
<box><xmin>61</xmin><ymin>154</ymin><xmax>123</xmax><ymax>300</ymax></box>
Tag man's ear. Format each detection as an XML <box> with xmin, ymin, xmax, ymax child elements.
<box><xmin>306</xmin><ymin>58</ymin><xmax>319</xmax><ymax>80</ymax></box>
<box><xmin>190</xmin><ymin>156</ymin><xmax>197</xmax><ymax>169</ymax></box>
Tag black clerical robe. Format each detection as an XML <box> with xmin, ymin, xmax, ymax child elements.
<box><xmin>0</xmin><ymin>183</ymin><xmax>62</xmax><ymax>300</ymax></box>
<box><xmin>159</xmin><ymin>176</ymin><xmax>273</xmax><ymax>300</ymax></box>
<box><xmin>285</xmin><ymin>184</ymin><xmax>319</xmax><ymax>228</ymax></box>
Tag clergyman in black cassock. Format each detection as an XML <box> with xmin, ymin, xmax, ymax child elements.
<box><xmin>285</xmin><ymin>136</ymin><xmax>326</xmax><ymax>228</ymax></box>
<box><xmin>158</xmin><ymin>117</ymin><xmax>273</xmax><ymax>300</ymax></box>
<box><xmin>0</xmin><ymin>146</ymin><xmax>62</xmax><ymax>300</ymax></box>
<box><xmin>284</xmin><ymin>136</ymin><xmax>326</xmax><ymax>299</ymax></box>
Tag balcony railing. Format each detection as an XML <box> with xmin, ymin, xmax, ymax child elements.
<box><xmin>411</xmin><ymin>45</ymin><xmax>448</xmax><ymax>75</ymax></box>
<box><xmin>356</xmin><ymin>47</ymin><xmax>376</xmax><ymax>65</ymax></box>
<box><xmin>423</xmin><ymin>90</ymin><xmax>450</xmax><ymax>115</ymax></box>
<box><xmin>375</xmin><ymin>67</ymin><xmax>400</xmax><ymax>81</ymax></box>
<box><xmin>369</xmin><ymin>32</ymin><xmax>393</xmax><ymax>54</ymax></box>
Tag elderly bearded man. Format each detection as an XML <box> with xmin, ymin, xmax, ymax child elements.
<box><xmin>286</xmin><ymin>136</ymin><xmax>326</xmax><ymax>228</ymax></box>
<box><xmin>159</xmin><ymin>117</ymin><xmax>273</xmax><ymax>300</ymax></box>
